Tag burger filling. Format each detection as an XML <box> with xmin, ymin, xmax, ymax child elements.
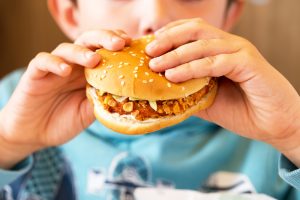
<box><xmin>95</xmin><ymin>79</ymin><xmax>216</xmax><ymax>121</ymax></box>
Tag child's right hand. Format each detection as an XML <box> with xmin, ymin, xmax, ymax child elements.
<box><xmin>0</xmin><ymin>29</ymin><xmax>131</xmax><ymax>169</ymax></box>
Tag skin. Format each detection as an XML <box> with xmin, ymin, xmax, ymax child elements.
<box><xmin>0</xmin><ymin>0</ymin><xmax>299</xmax><ymax>170</ymax></box>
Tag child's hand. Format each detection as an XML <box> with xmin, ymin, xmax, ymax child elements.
<box><xmin>0</xmin><ymin>30</ymin><xmax>131</xmax><ymax>168</ymax></box>
<box><xmin>146</xmin><ymin>19</ymin><xmax>300</xmax><ymax>166</ymax></box>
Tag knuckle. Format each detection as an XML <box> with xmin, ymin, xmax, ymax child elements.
<box><xmin>115</xmin><ymin>29</ymin><xmax>125</xmax><ymax>34</ymax></box>
<box><xmin>172</xmin><ymin>48</ymin><xmax>182</xmax><ymax>59</ymax></box>
<box><xmin>187</xmin><ymin>62</ymin><xmax>199</xmax><ymax>79</ymax></box>
<box><xmin>32</xmin><ymin>52</ymin><xmax>61</xmax><ymax>68</ymax></box>
<box><xmin>191</xmin><ymin>18</ymin><xmax>203</xmax><ymax>27</ymax></box>
<box><xmin>194</xmin><ymin>18</ymin><xmax>204</xmax><ymax>24</ymax></box>
<box><xmin>80</xmin><ymin>30</ymin><xmax>94</xmax><ymax>38</ymax></box>
<box><xmin>57</xmin><ymin>42</ymin><xmax>70</xmax><ymax>50</ymax></box>
<box><xmin>185</xmin><ymin>62</ymin><xmax>194</xmax><ymax>73</ymax></box>
<box><xmin>70</xmin><ymin>44</ymin><xmax>84</xmax><ymax>54</ymax></box>
<box><xmin>76</xmin><ymin>30</ymin><xmax>102</xmax><ymax>42</ymax></box>
<box><xmin>170</xmin><ymin>49</ymin><xmax>182</xmax><ymax>64</ymax></box>
<box><xmin>98</xmin><ymin>29</ymin><xmax>115</xmax><ymax>37</ymax></box>
<box><xmin>35</xmin><ymin>52</ymin><xmax>49</xmax><ymax>59</ymax></box>
<box><xmin>198</xmin><ymin>39</ymin><xmax>210</xmax><ymax>48</ymax></box>
<box><xmin>31</xmin><ymin>52</ymin><xmax>50</xmax><ymax>67</ymax></box>
<box><xmin>205</xmin><ymin>56</ymin><xmax>217</xmax><ymax>66</ymax></box>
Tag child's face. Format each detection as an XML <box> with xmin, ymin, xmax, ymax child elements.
<box><xmin>77</xmin><ymin>0</ymin><xmax>228</xmax><ymax>37</ymax></box>
<box><xmin>66</xmin><ymin>0</ymin><xmax>239</xmax><ymax>39</ymax></box>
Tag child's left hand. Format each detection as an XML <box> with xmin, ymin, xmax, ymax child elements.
<box><xmin>146</xmin><ymin>18</ymin><xmax>300</xmax><ymax>166</ymax></box>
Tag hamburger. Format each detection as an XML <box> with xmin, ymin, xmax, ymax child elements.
<box><xmin>85</xmin><ymin>35</ymin><xmax>218</xmax><ymax>135</ymax></box>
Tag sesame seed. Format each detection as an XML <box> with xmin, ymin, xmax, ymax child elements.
<box><xmin>140</xmin><ymin>50</ymin><xmax>145</xmax><ymax>54</ymax></box>
<box><xmin>139</xmin><ymin>63</ymin><xmax>143</xmax><ymax>67</ymax></box>
<box><xmin>124</xmin><ymin>63</ymin><xmax>129</xmax><ymax>66</ymax></box>
<box><xmin>159</xmin><ymin>73</ymin><xmax>163</xmax><ymax>77</ymax></box>
<box><xmin>131</xmin><ymin>54</ymin><xmax>137</xmax><ymax>57</ymax></box>
<box><xmin>133</xmin><ymin>70</ymin><xmax>138</xmax><ymax>74</ymax></box>
<box><xmin>142</xmin><ymin>80</ymin><xmax>148</xmax><ymax>84</ymax></box>
<box><xmin>134</xmin><ymin>66</ymin><xmax>139</xmax><ymax>71</ymax></box>
<box><xmin>103</xmin><ymin>70</ymin><xmax>107</xmax><ymax>74</ymax></box>
<box><xmin>118</xmin><ymin>65</ymin><xmax>123</xmax><ymax>68</ymax></box>
<box><xmin>106</xmin><ymin>65</ymin><xmax>113</xmax><ymax>69</ymax></box>
<box><xmin>119</xmin><ymin>75</ymin><xmax>124</xmax><ymax>79</ymax></box>
<box><xmin>167</xmin><ymin>83</ymin><xmax>171</xmax><ymax>88</ymax></box>
<box><xmin>134</xmin><ymin>74</ymin><xmax>138</xmax><ymax>78</ymax></box>
<box><xmin>182</xmin><ymin>87</ymin><xmax>185</xmax><ymax>91</ymax></box>
<box><xmin>121</xmin><ymin>81</ymin><xmax>125</xmax><ymax>86</ymax></box>
<box><xmin>145</xmin><ymin>72</ymin><xmax>149</xmax><ymax>76</ymax></box>
<box><xmin>101</xmin><ymin>74</ymin><xmax>106</xmax><ymax>79</ymax></box>
<box><xmin>140</xmin><ymin>57</ymin><xmax>145</xmax><ymax>60</ymax></box>
<box><xmin>119</xmin><ymin>62</ymin><xmax>124</xmax><ymax>65</ymax></box>
<box><xmin>129</xmin><ymin>51</ymin><xmax>134</xmax><ymax>54</ymax></box>
<box><xmin>149</xmin><ymin>79</ymin><xmax>154</xmax><ymax>82</ymax></box>
<box><xmin>113</xmin><ymin>53</ymin><xmax>117</xmax><ymax>56</ymax></box>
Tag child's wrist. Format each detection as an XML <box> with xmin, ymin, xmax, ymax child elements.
<box><xmin>272</xmin><ymin>118</ymin><xmax>300</xmax><ymax>167</ymax></box>
<box><xmin>268</xmin><ymin>103</ymin><xmax>300</xmax><ymax>167</ymax></box>
<box><xmin>0</xmin><ymin>135</ymin><xmax>37</xmax><ymax>169</ymax></box>
<box><xmin>0</xmin><ymin>112</ymin><xmax>37</xmax><ymax>169</ymax></box>
<box><xmin>281</xmin><ymin>123</ymin><xmax>300</xmax><ymax>168</ymax></box>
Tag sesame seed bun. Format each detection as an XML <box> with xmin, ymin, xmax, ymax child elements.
<box><xmin>85</xmin><ymin>35</ymin><xmax>218</xmax><ymax>135</ymax></box>
<box><xmin>85</xmin><ymin>35</ymin><xmax>212</xmax><ymax>101</ymax></box>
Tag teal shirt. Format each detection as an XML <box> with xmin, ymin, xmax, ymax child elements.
<box><xmin>0</xmin><ymin>69</ymin><xmax>299</xmax><ymax>200</ymax></box>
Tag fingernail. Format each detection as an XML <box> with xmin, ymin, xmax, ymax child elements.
<box><xmin>165</xmin><ymin>69</ymin><xmax>176</xmax><ymax>81</ymax></box>
<box><xmin>147</xmin><ymin>41</ymin><xmax>158</xmax><ymax>51</ymax></box>
<box><xmin>85</xmin><ymin>51</ymin><xmax>97</xmax><ymax>60</ymax></box>
<box><xmin>112</xmin><ymin>37</ymin><xmax>123</xmax><ymax>43</ymax></box>
<box><xmin>150</xmin><ymin>57</ymin><xmax>162</xmax><ymax>66</ymax></box>
<box><xmin>60</xmin><ymin>63</ymin><xmax>70</xmax><ymax>71</ymax></box>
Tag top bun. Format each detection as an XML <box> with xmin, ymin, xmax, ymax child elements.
<box><xmin>85</xmin><ymin>35</ymin><xmax>211</xmax><ymax>101</ymax></box>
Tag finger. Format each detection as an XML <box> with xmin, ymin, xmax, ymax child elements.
<box><xmin>155</xmin><ymin>18</ymin><xmax>203</xmax><ymax>35</ymax></box>
<box><xmin>113</xmin><ymin>29</ymin><xmax>132</xmax><ymax>45</ymax></box>
<box><xmin>149</xmin><ymin>39</ymin><xmax>239</xmax><ymax>72</ymax></box>
<box><xmin>146</xmin><ymin>21</ymin><xmax>226</xmax><ymax>57</ymax></box>
<box><xmin>27</xmin><ymin>52</ymin><xmax>72</xmax><ymax>79</ymax></box>
<box><xmin>52</xmin><ymin>43</ymin><xmax>101</xmax><ymax>68</ymax></box>
<box><xmin>75</xmin><ymin>30</ymin><xmax>127</xmax><ymax>51</ymax></box>
<box><xmin>165</xmin><ymin>52</ymin><xmax>253</xmax><ymax>83</ymax></box>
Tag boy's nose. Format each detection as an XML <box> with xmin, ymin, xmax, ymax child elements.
<box><xmin>138</xmin><ymin>0</ymin><xmax>173</xmax><ymax>35</ymax></box>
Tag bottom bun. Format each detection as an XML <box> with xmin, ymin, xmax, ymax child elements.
<box><xmin>87</xmin><ymin>84</ymin><xmax>218</xmax><ymax>135</ymax></box>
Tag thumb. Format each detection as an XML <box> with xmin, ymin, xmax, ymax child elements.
<box><xmin>80</xmin><ymin>98</ymin><xmax>96</xmax><ymax>129</ymax></box>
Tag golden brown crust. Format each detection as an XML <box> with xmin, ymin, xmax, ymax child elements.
<box><xmin>86</xmin><ymin>83</ymin><xmax>218</xmax><ymax>135</ymax></box>
<box><xmin>85</xmin><ymin>35</ymin><xmax>211</xmax><ymax>101</ymax></box>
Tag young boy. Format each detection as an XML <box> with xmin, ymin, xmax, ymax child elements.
<box><xmin>0</xmin><ymin>0</ymin><xmax>299</xmax><ymax>199</ymax></box>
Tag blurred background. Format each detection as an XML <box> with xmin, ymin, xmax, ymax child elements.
<box><xmin>0</xmin><ymin>0</ymin><xmax>299</xmax><ymax>92</ymax></box>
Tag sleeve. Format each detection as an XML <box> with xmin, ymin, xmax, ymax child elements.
<box><xmin>0</xmin><ymin>157</ymin><xmax>33</xmax><ymax>188</ymax></box>
<box><xmin>0</xmin><ymin>68</ymin><xmax>25</xmax><ymax>109</ymax></box>
<box><xmin>279</xmin><ymin>154</ymin><xmax>300</xmax><ymax>190</ymax></box>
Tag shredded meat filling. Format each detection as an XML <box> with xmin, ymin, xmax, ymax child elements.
<box><xmin>96</xmin><ymin>79</ymin><xmax>216</xmax><ymax>121</ymax></box>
